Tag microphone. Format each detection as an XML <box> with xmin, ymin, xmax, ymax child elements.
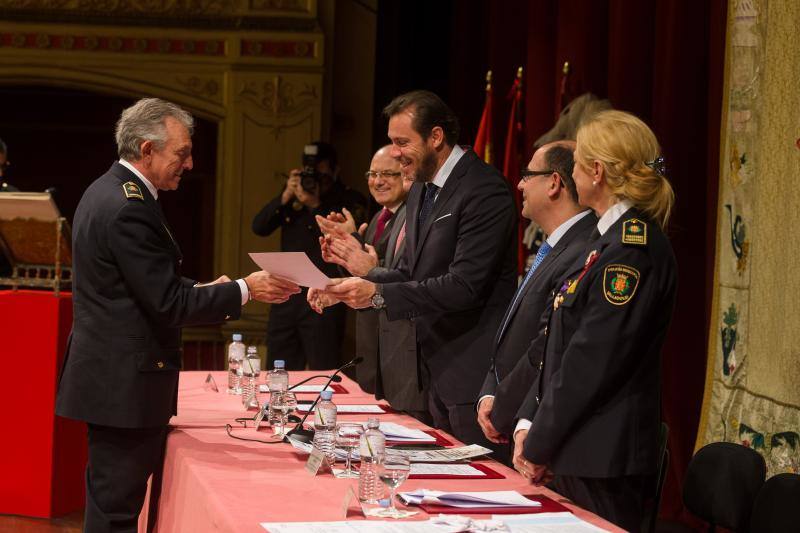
<box><xmin>288</xmin><ymin>373</ymin><xmax>343</xmax><ymax>391</ymax></box>
<box><xmin>285</xmin><ymin>356</ymin><xmax>363</xmax><ymax>443</ymax></box>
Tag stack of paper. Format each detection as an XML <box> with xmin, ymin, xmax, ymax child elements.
<box><xmin>499</xmin><ymin>512</ymin><xmax>610</xmax><ymax>532</ymax></box>
<box><xmin>363</xmin><ymin>421</ymin><xmax>435</xmax><ymax>443</ymax></box>
<box><xmin>398</xmin><ymin>444</ymin><xmax>492</xmax><ymax>463</ymax></box>
<box><xmin>398</xmin><ymin>489</ymin><xmax>541</xmax><ymax>509</ymax></box>
<box><xmin>258</xmin><ymin>384</ymin><xmax>332</xmax><ymax>394</ymax></box>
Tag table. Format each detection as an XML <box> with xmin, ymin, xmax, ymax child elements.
<box><xmin>0</xmin><ymin>290</ymin><xmax>86</xmax><ymax>518</ymax></box>
<box><xmin>140</xmin><ymin>371</ymin><xmax>622</xmax><ymax>532</ymax></box>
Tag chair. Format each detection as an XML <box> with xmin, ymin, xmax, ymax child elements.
<box><xmin>682</xmin><ymin>441</ymin><xmax>766</xmax><ymax>532</ymax></box>
<box><xmin>643</xmin><ymin>422</ymin><xmax>671</xmax><ymax>533</ymax></box>
<box><xmin>750</xmin><ymin>472</ymin><xmax>800</xmax><ymax>533</ymax></box>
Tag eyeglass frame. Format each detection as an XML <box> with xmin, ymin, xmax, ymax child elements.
<box><xmin>364</xmin><ymin>170</ymin><xmax>403</xmax><ymax>180</ymax></box>
<box><xmin>520</xmin><ymin>168</ymin><xmax>556</xmax><ymax>182</ymax></box>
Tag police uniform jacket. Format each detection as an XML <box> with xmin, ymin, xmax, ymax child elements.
<box><xmin>520</xmin><ymin>207</ymin><xmax>677</xmax><ymax>477</ymax></box>
<box><xmin>56</xmin><ymin>162</ymin><xmax>242</xmax><ymax>428</ymax></box>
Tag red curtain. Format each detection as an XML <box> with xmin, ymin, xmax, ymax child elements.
<box><xmin>461</xmin><ymin>0</ymin><xmax>727</xmax><ymax>523</ymax></box>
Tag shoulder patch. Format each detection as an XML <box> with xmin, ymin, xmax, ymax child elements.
<box><xmin>603</xmin><ymin>264</ymin><xmax>640</xmax><ymax>305</ymax></box>
<box><xmin>622</xmin><ymin>218</ymin><xmax>647</xmax><ymax>245</ymax></box>
<box><xmin>123</xmin><ymin>181</ymin><xmax>144</xmax><ymax>201</ymax></box>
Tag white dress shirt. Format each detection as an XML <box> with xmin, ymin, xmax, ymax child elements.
<box><xmin>430</xmin><ymin>144</ymin><xmax>466</xmax><ymax>196</ymax></box>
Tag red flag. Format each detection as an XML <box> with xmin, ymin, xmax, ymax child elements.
<box><xmin>473</xmin><ymin>70</ymin><xmax>493</xmax><ymax>164</ymax></box>
<box><xmin>503</xmin><ymin>67</ymin><xmax>526</xmax><ymax>274</ymax></box>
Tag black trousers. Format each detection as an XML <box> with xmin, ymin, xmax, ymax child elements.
<box><xmin>84</xmin><ymin>424</ymin><xmax>168</xmax><ymax>533</ymax></box>
<box><xmin>552</xmin><ymin>473</ymin><xmax>654</xmax><ymax>532</ymax></box>
<box><xmin>266</xmin><ymin>291</ymin><xmax>346</xmax><ymax>370</ymax></box>
<box><xmin>427</xmin><ymin>379</ymin><xmax>493</xmax><ymax>448</ymax></box>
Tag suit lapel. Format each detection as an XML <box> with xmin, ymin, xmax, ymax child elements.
<box><xmin>412</xmin><ymin>150</ymin><xmax>473</xmax><ymax>269</ymax></box>
<box><xmin>384</xmin><ymin>203</ymin><xmax>407</xmax><ymax>268</ymax></box>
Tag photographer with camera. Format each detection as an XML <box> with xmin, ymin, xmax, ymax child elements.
<box><xmin>252</xmin><ymin>141</ymin><xmax>367</xmax><ymax>370</ymax></box>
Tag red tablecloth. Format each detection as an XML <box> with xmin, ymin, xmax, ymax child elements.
<box><xmin>140</xmin><ymin>371</ymin><xmax>622</xmax><ymax>532</ymax></box>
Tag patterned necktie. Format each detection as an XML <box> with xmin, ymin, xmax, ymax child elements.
<box><xmin>372</xmin><ymin>208</ymin><xmax>393</xmax><ymax>244</ymax></box>
<box><xmin>394</xmin><ymin>221</ymin><xmax>406</xmax><ymax>256</ymax></box>
<box><xmin>496</xmin><ymin>241</ymin><xmax>553</xmax><ymax>342</ymax></box>
<box><xmin>418</xmin><ymin>183</ymin><xmax>439</xmax><ymax>228</ymax></box>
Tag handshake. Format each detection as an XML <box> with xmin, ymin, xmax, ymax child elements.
<box><xmin>201</xmin><ymin>271</ymin><xmax>302</xmax><ymax>304</ymax></box>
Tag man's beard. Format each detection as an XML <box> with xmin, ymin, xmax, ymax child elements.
<box><xmin>414</xmin><ymin>148</ymin><xmax>438</xmax><ymax>183</ymax></box>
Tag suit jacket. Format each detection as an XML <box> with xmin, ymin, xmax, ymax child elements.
<box><xmin>368</xmin><ymin>149</ymin><xmax>517</xmax><ymax>405</ymax></box>
<box><xmin>56</xmin><ymin>162</ymin><xmax>241</xmax><ymax>428</ymax></box>
<box><xmin>355</xmin><ymin>205</ymin><xmax>402</xmax><ymax>393</ymax></box>
<box><xmin>519</xmin><ymin>208</ymin><xmax>677</xmax><ymax>477</ymax></box>
<box><xmin>480</xmin><ymin>212</ymin><xmax>597</xmax><ymax>435</ymax></box>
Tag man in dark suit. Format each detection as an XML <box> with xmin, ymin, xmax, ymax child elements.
<box><xmin>55</xmin><ymin>98</ymin><xmax>299</xmax><ymax>533</ymax></box>
<box><xmin>476</xmin><ymin>142</ymin><xmax>595</xmax><ymax>450</ymax></box>
<box><xmin>252</xmin><ymin>142</ymin><xmax>367</xmax><ymax>371</ymax></box>
<box><xmin>316</xmin><ymin>147</ymin><xmax>429</xmax><ymax>422</ymax></box>
<box><xmin>314</xmin><ymin>90</ymin><xmax>517</xmax><ymax>445</ymax></box>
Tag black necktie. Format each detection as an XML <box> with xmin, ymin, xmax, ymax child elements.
<box><xmin>589</xmin><ymin>227</ymin><xmax>601</xmax><ymax>242</ymax></box>
<box><xmin>418</xmin><ymin>183</ymin><xmax>439</xmax><ymax>228</ymax></box>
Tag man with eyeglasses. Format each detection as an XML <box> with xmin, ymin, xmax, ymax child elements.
<box><xmin>315</xmin><ymin>145</ymin><xmax>430</xmax><ymax>422</ymax></box>
<box><xmin>252</xmin><ymin>141</ymin><xmax>367</xmax><ymax>370</ymax></box>
<box><xmin>476</xmin><ymin>141</ymin><xmax>595</xmax><ymax>459</ymax></box>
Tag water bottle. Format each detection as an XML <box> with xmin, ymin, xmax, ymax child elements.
<box><xmin>267</xmin><ymin>360</ymin><xmax>289</xmax><ymax>426</ymax></box>
<box><xmin>226</xmin><ymin>333</ymin><xmax>245</xmax><ymax>394</ymax></box>
<box><xmin>312</xmin><ymin>390</ymin><xmax>337</xmax><ymax>466</ymax></box>
<box><xmin>241</xmin><ymin>345</ymin><xmax>261</xmax><ymax>408</ymax></box>
<box><xmin>358</xmin><ymin>417</ymin><xmax>386</xmax><ymax>503</ymax></box>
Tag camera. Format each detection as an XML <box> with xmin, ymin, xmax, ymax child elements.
<box><xmin>300</xmin><ymin>144</ymin><xmax>321</xmax><ymax>193</ymax></box>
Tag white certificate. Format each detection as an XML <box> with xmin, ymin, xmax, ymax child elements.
<box><xmin>249</xmin><ymin>252</ymin><xmax>332</xmax><ymax>289</ymax></box>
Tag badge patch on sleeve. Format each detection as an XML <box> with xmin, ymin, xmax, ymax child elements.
<box><xmin>123</xmin><ymin>181</ymin><xmax>144</xmax><ymax>200</ymax></box>
<box><xmin>603</xmin><ymin>264</ymin><xmax>640</xmax><ymax>305</ymax></box>
<box><xmin>622</xmin><ymin>218</ymin><xmax>647</xmax><ymax>245</ymax></box>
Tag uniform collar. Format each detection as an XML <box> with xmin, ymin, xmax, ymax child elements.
<box><xmin>597</xmin><ymin>199</ymin><xmax>634</xmax><ymax>236</ymax></box>
<box><xmin>119</xmin><ymin>159</ymin><xmax>158</xmax><ymax>200</ymax></box>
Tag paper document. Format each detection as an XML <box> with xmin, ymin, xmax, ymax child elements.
<box><xmin>409</xmin><ymin>463</ymin><xmax>484</xmax><ymax>476</ymax></box>
<box><xmin>399</xmin><ymin>489</ymin><xmax>539</xmax><ymax>509</ymax></box>
<box><xmin>261</xmin><ymin>519</ymin><xmax>503</xmax><ymax>532</ymax></box>
<box><xmin>362</xmin><ymin>421</ymin><xmax>434</xmax><ymax>442</ymax></box>
<box><xmin>259</xmin><ymin>384</ymin><xmax>331</xmax><ymax>394</ymax></box>
<box><xmin>249</xmin><ymin>252</ymin><xmax>332</xmax><ymax>289</ymax></box>
<box><xmin>498</xmin><ymin>513</ymin><xmax>609</xmax><ymax>532</ymax></box>
<box><xmin>397</xmin><ymin>444</ymin><xmax>492</xmax><ymax>463</ymax></box>
<box><xmin>297</xmin><ymin>404</ymin><xmax>386</xmax><ymax>414</ymax></box>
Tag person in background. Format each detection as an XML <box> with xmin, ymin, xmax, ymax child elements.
<box><xmin>475</xmin><ymin>141</ymin><xmax>595</xmax><ymax>459</ymax></box>
<box><xmin>315</xmin><ymin>146</ymin><xmax>430</xmax><ymax>423</ymax></box>
<box><xmin>252</xmin><ymin>142</ymin><xmax>367</xmax><ymax>370</ymax></box>
<box><xmin>513</xmin><ymin>110</ymin><xmax>677</xmax><ymax>532</ymax></box>
<box><xmin>0</xmin><ymin>137</ymin><xmax>18</xmax><ymax>192</ymax></box>
<box><xmin>55</xmin><ymin>98</ymin><xmax>299</xmax><ymax>533</ymax></box>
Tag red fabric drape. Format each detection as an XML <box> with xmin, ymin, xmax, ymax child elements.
<box><xmin>473</xmin><ymin>77</ymin><xmax>494</xmax><ymax>164</ymax></box>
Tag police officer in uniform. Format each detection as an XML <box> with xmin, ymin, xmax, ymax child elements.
<box><xmin>512</xmin><ymin>110</ymin><xmax>678</xmax><ymax>532</ymax></box>
<box><xmin>56</xmin><ymin>98</ymin><xmax>300</xmax><ymax>533</ymax></box>
<box><xmin>252</xmin><ymin>142</ymin><xmax>367</xmax><ymax>370</ymax></box>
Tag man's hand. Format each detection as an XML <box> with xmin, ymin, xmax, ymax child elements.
<box><xmin>330</xmin><ymin>234</ymin><xmax>379</xmax><ymax>276</ymax></box>
<box><xmin>244</xmin><ymin>271</ymin><xmax>301</xmax><ymax>304</ymax></box>
<box><xmin>321</xmin><ymin>277</ymin><xmax>376</xmax><ymax>309</ymax></box>
<box><xmin>477</xmin><ymin>397</ymin><xmax>508</xmax><ymax>444</ymax></box>
<box><xmin>315</xmin><ymin>207</ymin><xmax>357</xmax><ymax>236</ymax></box>
<box><xmin>512</xmin><ymin>430</ymin><xmax>553</xmax><ymax>485</ymax></box>
<box><xmin>281</xmin><ymin>171</ymin><xmax>301</xmax><ymax>205</ymax></box>
<box><xmin>194</xmin><ymin>274</ymin><xmax>231</xmax><ymax>287</ymax></box>
<box><xmin>307</xmin><ymin>286</ymin><xmax>340</xmax><ymax>314</ymax></box>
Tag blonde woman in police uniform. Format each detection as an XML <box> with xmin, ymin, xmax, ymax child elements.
<box><xmin>512</xmin><ymin>110</ymin><xmax>677</xmax><ymax>532</ymax></box>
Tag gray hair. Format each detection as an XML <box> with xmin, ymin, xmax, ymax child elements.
<box><xmin>115</xmin><ymin>98</ymin><xmax>194</xmax><ymax>161</ymax></box>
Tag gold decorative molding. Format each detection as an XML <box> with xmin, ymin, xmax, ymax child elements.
<box><xmin>236</xmin><ymin>76</ymin><xmax>318</xmax><ymax>116</ymax></box>
<box><xmin>175</xmin><ymin>75</ymin><xmax>221</xmax><ymax>101</ymax></box>
<box><xmin>0</xmin><ymin>31</ymin><xmax>225</xmax><ymax>55</ymax></box>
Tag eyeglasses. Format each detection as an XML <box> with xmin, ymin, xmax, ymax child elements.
<box><xmin>520</xmin><ymin>168</ymin><xmax>554</xmax><ymax>182</ymax></box>
<box><xmin>365</xmin><ymin>170</ymin><xmax>402</xmax><ymax>180</ymax></box>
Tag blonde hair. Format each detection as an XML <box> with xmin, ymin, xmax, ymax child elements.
<box><xmin>575</xmin><ymin>110</ymin><xmax>674</xmax><ymax>229</ymax></box>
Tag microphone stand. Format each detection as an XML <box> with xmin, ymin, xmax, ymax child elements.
<box><xmin>285</xmin><ymin>356</ymin><xmax>362</xmax><ymax>443</ymax></box>
<box><xmin>288</xmin><ymin>374</ymin><xmax>343</xmax><ymax>391</ymax></box>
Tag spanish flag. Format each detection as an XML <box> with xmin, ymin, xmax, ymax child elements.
<box><xmin>473</xmin><ymin>70</ymin><xmax>493</xmax><ymax>164</ymax></box>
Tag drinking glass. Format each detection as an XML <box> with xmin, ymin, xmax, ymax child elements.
<box><xmin>376</xmin><ymin>452</ymin><xmax>411</xmax><ymax>518</ymax></box>
<box><xmin>334</xmin><ymin>423</ymin><xmax>364</xmax><ymax>478</ymax></box>
<box><xmin>270</xmin><ymin>391</ymin><xmax>297</xmax><ymax>440</ymax></box>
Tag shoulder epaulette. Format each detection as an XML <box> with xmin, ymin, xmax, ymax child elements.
<box><xmin>123</xmin><ymin>181</ymin><xmax>144</xmax><ymax>201</ymax></box>
<box><xmin>622</xmin><ymin>218</ymin><xmax>647</xmax><ymax>246</ymax></box>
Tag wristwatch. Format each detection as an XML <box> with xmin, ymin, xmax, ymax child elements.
<box><xmin>370</xmin><ymin>284</ymin><xmax>386</xmax><ymax>310</ymax></box>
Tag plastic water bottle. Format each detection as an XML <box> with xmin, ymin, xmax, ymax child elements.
<box><xmin>267</xmin><ymin>360</ymin><xmax>289</xmax><ymax>425</ymax></box>
<box><xmin>358</xmin><ymin>418</ymin><xmax>386</xmax><ymax>503</ymax></box>
<box><xmin>312</xmin><ymin>390</ymin><xmax>337</xmax><ymax>466</ymax></box>
<box><xmin>241</xmin><ymin>345</ymin><xmax>261</xmax><ymax>408</ymax></box>
<box><xmin>227</xmin><ymin>333</ymin><xmax>245</xmax><ymax>394</ymax></box>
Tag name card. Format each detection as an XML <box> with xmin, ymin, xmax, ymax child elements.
<box><xmin>305</xmin><ymin>447</ymin><xmax>328</xmax><ymax>476</ymax></box>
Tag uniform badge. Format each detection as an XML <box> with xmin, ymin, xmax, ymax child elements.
<box><xmin>622</xmin><ymin>218</ymin><xmax>647</xmax><ymax>245</ymax></box>
<box><xmin>123</xmin><ymin>181</ymin><xmax>144</xmax><ymax>200</ymax></box>
<box><xmin>603</xmin><ymin>264</ymin><xmax>640</xmax><ymax>305</ymax></box>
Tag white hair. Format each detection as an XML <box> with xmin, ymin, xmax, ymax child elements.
<box><xmin>115</xmin><ymin>98</ymin><xmax>193</xmax><ymax>161</ymax></box>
